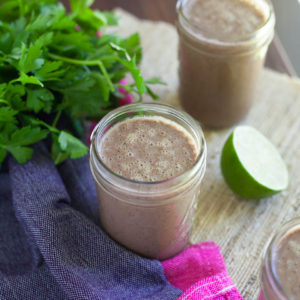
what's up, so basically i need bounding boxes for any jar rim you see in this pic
[90,103,206,200]
[262,217,300,299]
[176,0,275,49]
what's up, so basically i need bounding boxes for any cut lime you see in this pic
[221,126,289,199]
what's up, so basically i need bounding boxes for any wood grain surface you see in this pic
[113,9,300,299]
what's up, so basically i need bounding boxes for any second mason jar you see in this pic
[259,217,300,300]
[176,0,275,128]
[90,103,206,260]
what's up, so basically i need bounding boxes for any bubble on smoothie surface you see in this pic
[98,116,199,182]
[183,0,268,43]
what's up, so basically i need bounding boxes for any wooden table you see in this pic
[59,3,300,298]
[89,0,297,76]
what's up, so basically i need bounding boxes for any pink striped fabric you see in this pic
[162,242,243,300]
[257,290,265,300]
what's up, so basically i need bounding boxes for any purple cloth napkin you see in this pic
[0,144,182,299]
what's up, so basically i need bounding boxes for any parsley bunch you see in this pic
[0,0,162,165]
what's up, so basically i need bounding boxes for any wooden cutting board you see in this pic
[114,9,300,299]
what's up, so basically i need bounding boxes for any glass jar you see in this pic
[176,0,275,128]
[259,218,300,300]
[90,103,207,260]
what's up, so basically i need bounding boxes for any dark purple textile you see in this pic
[0,145,182,300]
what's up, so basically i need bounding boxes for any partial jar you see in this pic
[259,217,300,300]
[176,0,275,128]
[90,103,207,260]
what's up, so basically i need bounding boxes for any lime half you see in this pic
[221,126,289,199]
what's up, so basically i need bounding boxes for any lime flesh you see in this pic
[221,126,289,199]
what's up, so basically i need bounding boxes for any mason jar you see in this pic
[176,0,275,128]
[259,217,300,300]
[90,103,207,260]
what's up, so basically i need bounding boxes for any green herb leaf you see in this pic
[0,107,18,122]
[0,31,13,54]
[145,86,159,100]
[6,145,33,164]
[118,56,146,94]
[26,88,54,113]
[94,11,118,26]
[12,72,44,87]
[0,0,163,166]
[120,33,142,64]
[18,33,53,73]
[145,77,167,85]
[10,126,48,146]
[0,83,7,97]
[52,32,93,52]
[58,131,88,159]
[110,43,131,60]
[26,14,52,33]
[70,0,94,12]
[0,124,48,164]
[19,43,43,73]
[51,134,69,165]
[35,61,65,81]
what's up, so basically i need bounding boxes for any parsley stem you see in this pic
[97,60,113,90]
[48,53,114,92]
[25,115,59,133]
[0,99,9,105]
[52,110,62,128]
[96,55,119,61]
[17,0,24,17]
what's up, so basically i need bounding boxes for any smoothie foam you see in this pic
[99,116,198,182]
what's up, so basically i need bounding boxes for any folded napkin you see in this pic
[1,145,181,300]
[0,145,242,299]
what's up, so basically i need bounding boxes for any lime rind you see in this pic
[221,126,289,200]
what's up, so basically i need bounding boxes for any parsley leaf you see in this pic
[6,146,33,164]
[0,0,163,166]
[12,72,44,87]
[118,56,146,95]
[0,125,48,163]
[70,0,94,12]
[26,87,54,113]
[35,61,65,81]
[58,131,88,159]
[9,126,48,146]
[0,107,18,122]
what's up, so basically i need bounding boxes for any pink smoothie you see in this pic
[95,116,201,259]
